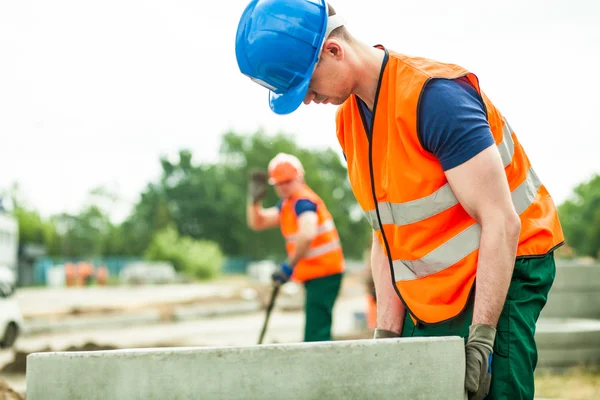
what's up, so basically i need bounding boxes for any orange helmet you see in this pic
[267,153,305,185]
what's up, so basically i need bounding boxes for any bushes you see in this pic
[144,226,224,280]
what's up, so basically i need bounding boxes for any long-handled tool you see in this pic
[258,283,280,345]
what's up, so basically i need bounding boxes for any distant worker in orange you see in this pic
[64,262,76,287]
[96,265,109,286]
[247,153,345,342]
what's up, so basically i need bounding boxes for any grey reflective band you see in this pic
[305,240,341,259]
[365,117,516,230]
[285,219,336,242]
[497,117,515,168]
[392,167,542,281]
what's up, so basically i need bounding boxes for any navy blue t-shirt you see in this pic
[276,199,317,216]
[357,76,495,170]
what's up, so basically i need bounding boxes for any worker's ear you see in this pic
[322,38,345,61]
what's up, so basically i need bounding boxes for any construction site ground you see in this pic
[0,272,371,397]
[0,272,598,399]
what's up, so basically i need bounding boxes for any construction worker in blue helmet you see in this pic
[235,1,565,400]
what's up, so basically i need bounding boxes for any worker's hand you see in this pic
[271,262,293,284]
[465,324,496,400]
[248,169,268,204]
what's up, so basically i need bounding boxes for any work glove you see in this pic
[271,262,293,285]
[465,324,496,400]
[248,169,268,204]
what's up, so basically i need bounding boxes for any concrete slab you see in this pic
[536,318,600,369]
[550,264,600,290]
[541,264,600,319]
[26,337,467,400]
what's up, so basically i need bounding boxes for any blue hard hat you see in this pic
[235,0,345,115]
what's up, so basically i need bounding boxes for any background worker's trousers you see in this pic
[303,272,343,342]
[401,252,556,400]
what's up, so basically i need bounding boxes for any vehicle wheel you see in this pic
[2,323,18,348]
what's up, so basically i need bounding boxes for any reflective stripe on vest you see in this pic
[365,117,515,230]
[392,166,542,281]
[284,220,336,242]
[305,240,342,259]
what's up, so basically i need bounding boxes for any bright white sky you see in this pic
[1,0,598,222]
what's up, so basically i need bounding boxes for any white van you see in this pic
[0,211,23,347]
[0,273,23,348]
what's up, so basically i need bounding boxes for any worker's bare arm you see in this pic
[287,211,318,268]
[247,203,280,231]
[371,231,405,334]
[445,145,521,327]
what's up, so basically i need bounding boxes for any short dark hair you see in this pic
[327,3,351,41]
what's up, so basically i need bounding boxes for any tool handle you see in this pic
[258,283,280,344]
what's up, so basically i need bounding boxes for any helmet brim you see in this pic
[268,73,312,115]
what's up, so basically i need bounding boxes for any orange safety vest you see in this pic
[336,48,564,325]
[279,184,345,282]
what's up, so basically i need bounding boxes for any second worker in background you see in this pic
[247,153,345,342]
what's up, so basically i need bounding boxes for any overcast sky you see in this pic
[1,0,598,221]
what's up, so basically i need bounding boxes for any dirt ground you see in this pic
[0,379,24,400]
[535,367,600,399]
[1,342,120,375]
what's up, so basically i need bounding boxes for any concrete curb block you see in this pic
[541,264,600,319]
[26,337,467,400]
[536,318,600,369]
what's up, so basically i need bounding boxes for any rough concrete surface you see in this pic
[26,337,467,400]
[541,264,600,319]
[536,318,600,368]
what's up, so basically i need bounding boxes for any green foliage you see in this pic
[558,174,600,258]
[12,129,372,270]
[120,185,173,256]
[14,206,60,256]
[132,130,371,261]
[144,225,224,280]
[52,205,114,258]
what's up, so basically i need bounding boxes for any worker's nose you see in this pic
[304,91,316,105]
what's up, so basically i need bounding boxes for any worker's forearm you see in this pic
[288,236,312,268]
[246,201,263,230]
[371,235,405,334]
[473,215,521,327]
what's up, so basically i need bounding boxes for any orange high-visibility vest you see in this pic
[336,48,564,325]
[279,184,345,282]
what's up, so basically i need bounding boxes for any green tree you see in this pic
[128,131,370,261]
[14,206,61,256]
[558,174,600,258]
[220,130,371,260]
[120,184,173,256]
[14,130,370,264]
[53,205,113,257]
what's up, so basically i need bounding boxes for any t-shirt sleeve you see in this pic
[417,77,495,171]
[294,199,317,216]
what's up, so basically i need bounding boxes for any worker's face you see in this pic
[274,177,302,199]
[304,39,352,106]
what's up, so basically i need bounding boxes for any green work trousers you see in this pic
[401,252,556,400]
[303,272,343,342]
